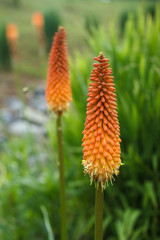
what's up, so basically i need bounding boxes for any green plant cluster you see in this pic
[12,0,21,7]
[0,24,11,69]
[119,4,156,34]
[44,10,62,52]
[84,12,100,35]
[0,7,160,240]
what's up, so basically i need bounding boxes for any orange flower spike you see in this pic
[82,52,121,189]
[32,12,44,29]
[46,26,72,112]
[6,23,19,59]
[6,23,18,41]
[32,12,46,49]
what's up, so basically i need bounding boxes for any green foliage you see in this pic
[0,6,160,240]
[44,9,62,52]
[145,4,156,19]
[0,24,11,69]
[41,205,55,240]
[0,135,59,240]
[84,13,100,35]
[115,208,141,240]
[119,4,156,34]
[119,10,136,34]
[12,0,21,7]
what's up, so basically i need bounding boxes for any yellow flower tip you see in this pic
[82,53,122,189]
[99,51,104,58]
[58,25,64,31]
[45,26,72,113]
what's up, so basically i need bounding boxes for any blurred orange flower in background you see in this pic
[6,23,18,41]
[32,12,44,29]
[6,23,19,59]
[46,26,72,113]
[82,52,121,189]
[32,12,46,50]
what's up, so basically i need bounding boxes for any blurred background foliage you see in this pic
[0,24,11,69]
[0,0,160,240]
[84,13,100,36]
[44,10,62,52]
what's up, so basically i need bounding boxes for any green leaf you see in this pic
[40,205,55,240]
[144,181,157,208]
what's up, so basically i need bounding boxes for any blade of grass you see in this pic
[40,205,55,240]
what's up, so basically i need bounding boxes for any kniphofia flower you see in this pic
[32,12,46,48]
[6,23,18,59]
[82,52,121,189]
[6,23,18,41]
[32,12,44,29]
[46,26,72,112]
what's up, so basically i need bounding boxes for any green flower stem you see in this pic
[57,111,67,240]
[95,183,104,240]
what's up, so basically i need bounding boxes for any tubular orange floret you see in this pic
[82,52,121,189]
[46,26,72,112]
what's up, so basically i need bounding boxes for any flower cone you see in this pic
[46,26,72,113]
[6,23,18,59]
[32,12,46,50]
[82,52,121,189]
[32,12,44,29]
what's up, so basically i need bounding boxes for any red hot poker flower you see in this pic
[32,12,45,49]
[6,23,18,41]
[6,23,19,59]
[32,12,44,29]
[46,26,72,113]
[82,52,121,189]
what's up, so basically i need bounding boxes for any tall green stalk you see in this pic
[57,111,67,240]
[95,184,104,240]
